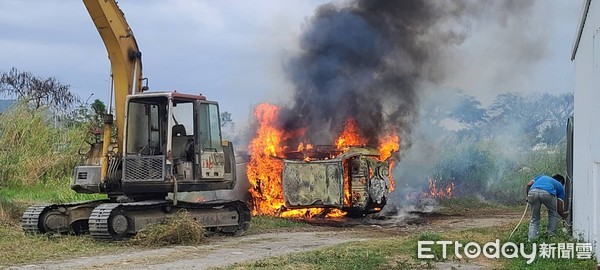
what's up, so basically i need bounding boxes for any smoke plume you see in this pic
[277,0,536,152]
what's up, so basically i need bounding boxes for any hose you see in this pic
[508,202,529,240]
[508,202,572,240]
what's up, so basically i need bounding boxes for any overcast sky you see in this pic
[0,0,583,126]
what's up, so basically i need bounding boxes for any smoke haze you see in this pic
[277,0,539,153]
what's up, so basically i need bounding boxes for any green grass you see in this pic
[0,181,117,267]
[224,231,460,270]
[0,102,88,188]
[246,215,309,235]
[502,221,596,269]
[227,237,410,270]
[0,179,105,204]
[0,224,127,267]
[224,219,597,270]
[436,196,522,216]
[484,146,567,204]
[0,102,126,266]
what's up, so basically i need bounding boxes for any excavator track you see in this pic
[21,204,51,234]
[88,200,251,241]
[89,203,122,240]
[21,200,108,234]
[89,201,167,240]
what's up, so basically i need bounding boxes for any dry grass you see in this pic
[0,102,86,187]
[131,210,206,246]
[0,224,126,267]
[0,197,27,226]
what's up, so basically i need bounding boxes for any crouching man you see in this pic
[526,174,568,241]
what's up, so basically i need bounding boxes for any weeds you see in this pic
[0,102,86,188]
[228,238,405,270]
[502,221,596,269]
[484,145,566,204]
[0,197,27,226]
[246,216,308,235]
[0,225,125,267]
[131,210,205,246]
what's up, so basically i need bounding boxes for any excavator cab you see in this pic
[121,92,236,195]
[72,92,236,196]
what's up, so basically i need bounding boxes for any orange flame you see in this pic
[246,103,286,215]
[326,209,346,218]
[247,103,344,218]
[297,143,314,152]
[425,178,456,198]
[378,133,399,161]
[377,132,399,191]
[342,161,351,205]
[336,118,367,149]
[247,103,401,218]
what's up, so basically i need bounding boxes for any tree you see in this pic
[480,92,573,146]
[450,94,486,127]
[220,111,240,143]
[220,111,233,128]
[91,99,107,116]
[0,67,78,109]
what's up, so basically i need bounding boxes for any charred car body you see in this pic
[281,146,390,216]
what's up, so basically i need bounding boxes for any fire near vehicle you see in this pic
[281,147,389,216]
[21,0,251,240]
[247,106,398,218]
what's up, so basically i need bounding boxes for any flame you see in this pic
[336,118,367,149]
[342,161,351,205]
[247,103,348,218]
[326,209,346,218]
[377,132,399,191]
[247,103,400,218]
[378,133,399,161]
[246,103,286,215]
[425,178,456,198]
[297,143,314,152]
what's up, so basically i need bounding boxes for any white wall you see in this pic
[573,0,600,260]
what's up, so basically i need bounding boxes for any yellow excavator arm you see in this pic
[83,0,145,179]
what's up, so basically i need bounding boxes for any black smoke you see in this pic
[278,0,535,152]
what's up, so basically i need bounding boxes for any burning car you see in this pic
[282,146,390,216]
[247,103,398,218]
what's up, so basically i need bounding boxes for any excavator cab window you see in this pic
[125,97,168,156]
[171,101,195,162]
[195,101,225,179]
[197,103,222,152]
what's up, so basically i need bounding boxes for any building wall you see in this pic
[573,0,600,260]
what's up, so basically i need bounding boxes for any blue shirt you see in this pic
[530,175,565,200]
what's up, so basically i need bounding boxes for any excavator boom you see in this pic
[83,0,144,155]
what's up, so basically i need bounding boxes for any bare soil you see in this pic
[9,210,521,270]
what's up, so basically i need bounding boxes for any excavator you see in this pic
[21,0,251,240]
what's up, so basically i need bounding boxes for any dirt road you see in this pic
[11,211,520,270]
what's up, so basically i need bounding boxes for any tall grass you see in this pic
[486,145,566,204]
[0,102,85,187]
[429,137,566,205]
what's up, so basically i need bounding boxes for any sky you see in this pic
[0,0,584,127]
